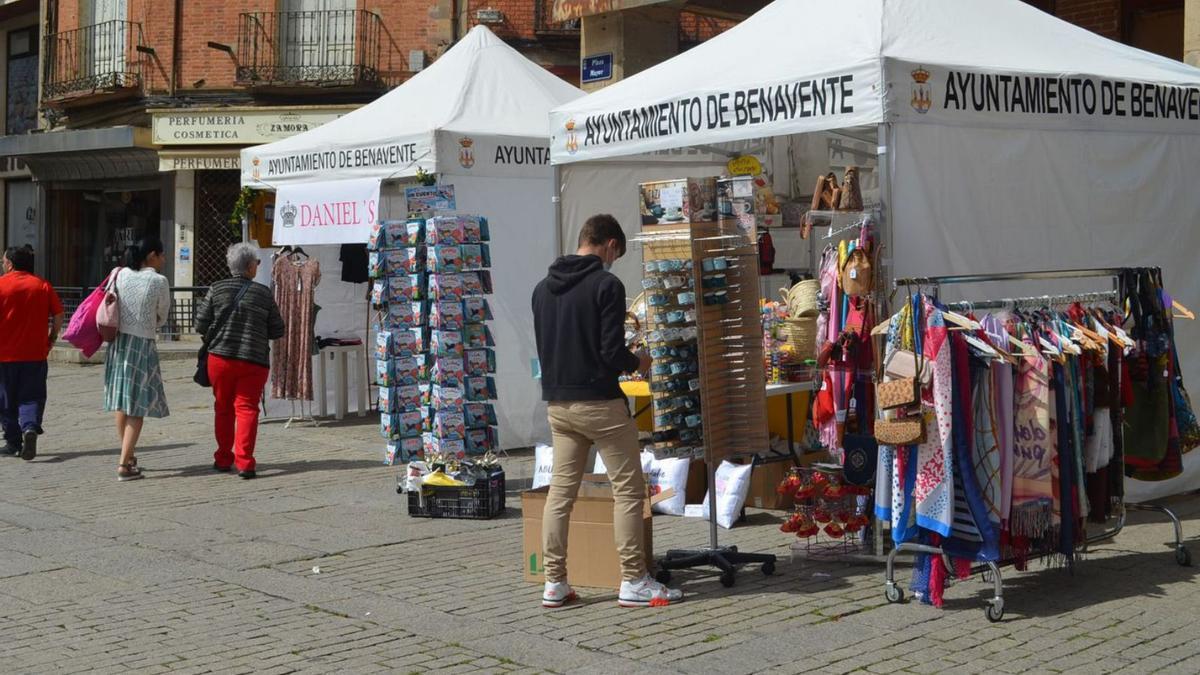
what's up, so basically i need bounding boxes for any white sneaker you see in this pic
[618,574,683,608]
[542,580,577,608]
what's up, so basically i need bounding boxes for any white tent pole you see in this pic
[878,122,894,293]
[553,164,563,257]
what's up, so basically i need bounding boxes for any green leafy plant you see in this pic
[230,186,257,233]
[415,168,438,186]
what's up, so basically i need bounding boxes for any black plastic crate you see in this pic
[406,470,506,519]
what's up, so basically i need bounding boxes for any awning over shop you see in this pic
[0,126,158,182]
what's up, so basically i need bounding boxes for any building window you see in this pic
[1123,0,1184,60]
[7,27,38,135]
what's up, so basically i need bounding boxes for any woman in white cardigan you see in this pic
[103,237,171,481]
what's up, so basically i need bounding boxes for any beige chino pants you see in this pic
[542,399,647,583]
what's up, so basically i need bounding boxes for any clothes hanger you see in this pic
[1172,299,1195,320]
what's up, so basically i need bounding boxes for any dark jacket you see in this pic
[196,277,285,368]
[532,254,640,401]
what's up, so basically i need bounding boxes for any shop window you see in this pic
[6,27,38,135]
[1124,0,1184,60]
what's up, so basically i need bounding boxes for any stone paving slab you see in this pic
[0,360,1198,673]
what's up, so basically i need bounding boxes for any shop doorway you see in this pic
[46,187,160,288]
[193,170,242,286]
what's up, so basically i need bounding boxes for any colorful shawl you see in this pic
[981,315,1016,525]
[1010,350,1055,539]
[914,301,954,537]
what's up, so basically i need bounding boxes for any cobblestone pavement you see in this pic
[1,361,1199,674]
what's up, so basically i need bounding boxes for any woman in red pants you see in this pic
[195,243,285,479]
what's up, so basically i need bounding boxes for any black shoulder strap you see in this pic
[205,280,252,344]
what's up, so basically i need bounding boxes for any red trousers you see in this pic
[208,354,270,471]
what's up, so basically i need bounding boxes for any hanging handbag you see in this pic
[839,247,874,297]
[874,413,927,446]
[194,281,252,387]
[95,268,123,343]
[877,297,924,411]
[842,358,878,486]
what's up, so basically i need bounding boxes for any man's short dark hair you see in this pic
[3,245,33,272]
[578,214,626,257]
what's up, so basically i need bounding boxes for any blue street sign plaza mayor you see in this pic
[581,53,613,84]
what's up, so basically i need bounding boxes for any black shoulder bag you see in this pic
[194,281,252,387]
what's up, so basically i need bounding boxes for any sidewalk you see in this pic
[0,360,1197,674]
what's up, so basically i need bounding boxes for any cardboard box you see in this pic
[746,456,797,510]
[522,475,668,590]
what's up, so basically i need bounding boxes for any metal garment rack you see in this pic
[882,268,1191,622]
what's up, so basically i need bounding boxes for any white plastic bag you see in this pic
[531,444,555,489]
[698,460,753,529]
[645,453,689,516]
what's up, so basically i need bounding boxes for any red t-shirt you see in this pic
[0,271,64,362]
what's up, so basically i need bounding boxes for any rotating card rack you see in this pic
[636,220,776,587]
[883,268,1191,622]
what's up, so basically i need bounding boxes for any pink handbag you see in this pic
[95,268,122,343]
[63,269,118,357]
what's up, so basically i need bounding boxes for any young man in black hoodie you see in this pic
[532,214,682,608]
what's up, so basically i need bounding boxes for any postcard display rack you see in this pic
[882,268,1191,622]
[637,177,777,587]
[370,215,499,467]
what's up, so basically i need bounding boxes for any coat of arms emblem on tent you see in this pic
[458,137,475,168]
[911,66,932,114]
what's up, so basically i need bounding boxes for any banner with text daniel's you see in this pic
[889,61,1200,134]
[273,177,381,246]
[549,64,883,163]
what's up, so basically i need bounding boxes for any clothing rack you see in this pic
[882,268,1191,622]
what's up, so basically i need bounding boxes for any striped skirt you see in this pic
[104,333,170,419]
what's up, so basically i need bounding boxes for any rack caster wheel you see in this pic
[719,571,736,588]
[761,561,776,576]
[1176,546,1192,567]
[655,570,672,585]
[885,584,904,604]
[985,600,1005,623]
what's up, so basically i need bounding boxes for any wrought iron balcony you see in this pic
[534,0,581,36]
[236,10,385,89]
[43,20,144,100]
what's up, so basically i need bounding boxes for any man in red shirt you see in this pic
[0,246,63,460]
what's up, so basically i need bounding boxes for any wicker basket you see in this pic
[780,280,821,318]
[782,318,818,357]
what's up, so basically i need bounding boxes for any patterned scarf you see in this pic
[1010,350,1055,539]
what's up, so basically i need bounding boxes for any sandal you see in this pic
[117,463,143,482]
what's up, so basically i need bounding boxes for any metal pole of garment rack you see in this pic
[880,267,1192,622]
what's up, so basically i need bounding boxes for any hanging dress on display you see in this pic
[271,253,322,401]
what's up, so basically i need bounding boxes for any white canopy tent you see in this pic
[551,0,1200,500]
[241,25,583,450]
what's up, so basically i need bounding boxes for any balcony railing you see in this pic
[236,10,385,88]
[534,0,581,36]
[43,20,144,100]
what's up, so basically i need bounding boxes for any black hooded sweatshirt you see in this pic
[532,254,640,401]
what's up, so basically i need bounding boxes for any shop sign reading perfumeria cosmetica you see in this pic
[151,108,353,146]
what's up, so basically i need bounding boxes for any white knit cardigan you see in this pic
[114,267,171,340]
